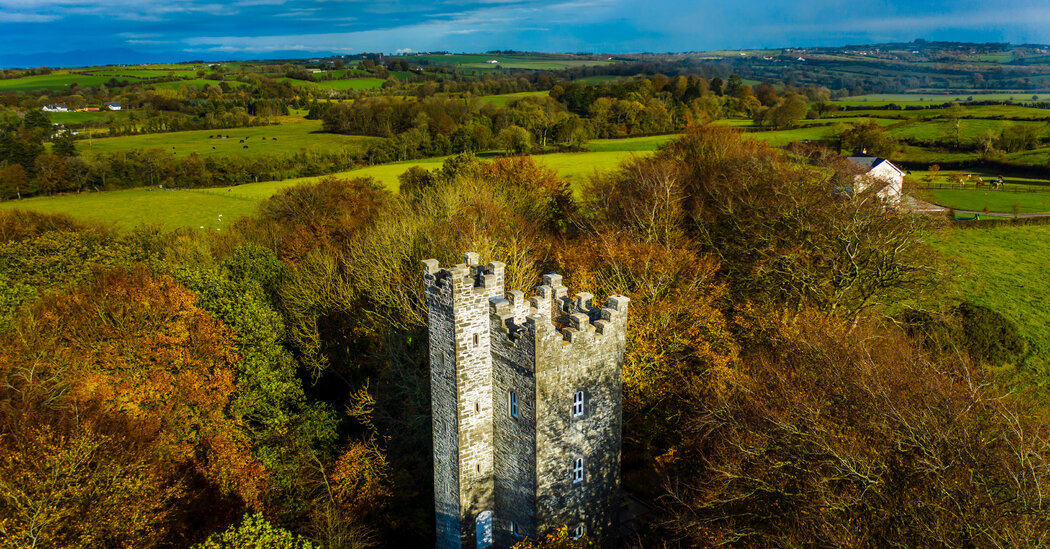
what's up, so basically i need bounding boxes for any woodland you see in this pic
[2,44,1050,548]
[2,125,1045,547]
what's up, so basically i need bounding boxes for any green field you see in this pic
[908,169,1050,213]
[0,136,671,229]
[82,68,200,78]
[922,188,1050,214]
[48,111,114,124]
[78,119,381,158]
[744,125,838,146]
[887,118,1046,141]
[478,91,549,106]
[151,79,248,90]
[0,187,259,231]
[583,134,675,152]
[0,72,144,92]
[930,225,1050,386]
[280,77,385,91]
[402,53,616,71]
[460,60,615,70]
[835,93,1050,106]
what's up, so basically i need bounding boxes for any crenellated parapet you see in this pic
[423,253,505,303]
[489,271,629,348]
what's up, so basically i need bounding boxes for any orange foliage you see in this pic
[1,267,266,511]
[554,235,740,485]
[255,176,391,264]
[329,440,393,522]
[659,312,1050,546]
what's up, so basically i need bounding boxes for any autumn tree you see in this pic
[33,153,69,195]
[0,163,29,199]
[657,313,1050,547]
[0,267,265,544]
[589,126,932,323]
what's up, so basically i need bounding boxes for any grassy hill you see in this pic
[0,136,671,229]
[929,224,1050,389]
[77,119,381,159]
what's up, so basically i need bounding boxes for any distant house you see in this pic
[42,103,69,113]
[847,155,906,204]
[82,107,99,112]
[104,102,122,110]
[487,59,499,64]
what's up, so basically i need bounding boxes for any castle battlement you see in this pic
[425,252,628,549]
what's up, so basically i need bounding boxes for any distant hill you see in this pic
[0,48,346,69]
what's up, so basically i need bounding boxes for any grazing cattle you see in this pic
[239,139,244,143]
[243,145,248,148]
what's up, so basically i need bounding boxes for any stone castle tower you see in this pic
[423,253,629,549]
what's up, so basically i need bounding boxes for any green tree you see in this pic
[996,123,1041,152]
[195,513,316,549]
[398,165,438,196]
[52,131,77,157]
[22,109,50,131]
[839,119,899,157]
[496,124,532,154]
[940,104,965,149]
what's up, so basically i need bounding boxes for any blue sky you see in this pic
[3,0,1050,62]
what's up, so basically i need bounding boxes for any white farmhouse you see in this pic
[847,156,906,204]
[104,102,122,110]
[42,103,70,113]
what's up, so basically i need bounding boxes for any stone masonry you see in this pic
[423,253,629,549]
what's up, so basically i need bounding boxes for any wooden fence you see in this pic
[915,180,1050,194]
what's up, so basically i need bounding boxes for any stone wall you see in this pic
[532,277,629,540]
[425,254,628,549]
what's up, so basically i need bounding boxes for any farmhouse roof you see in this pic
[847,156,905,176]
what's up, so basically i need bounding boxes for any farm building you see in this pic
[847,155,905,204]
[104,102,122,110]
[41,103,69,113]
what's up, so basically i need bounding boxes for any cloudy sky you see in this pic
[3,0,1050,62]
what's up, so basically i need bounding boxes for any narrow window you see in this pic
[572,458,584,484]
[572,390,585,417]
[573,524,585,539]
[509,391,519,418]
[473,333,479,346]
[476,463,481,473]
[511,521,520,538]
